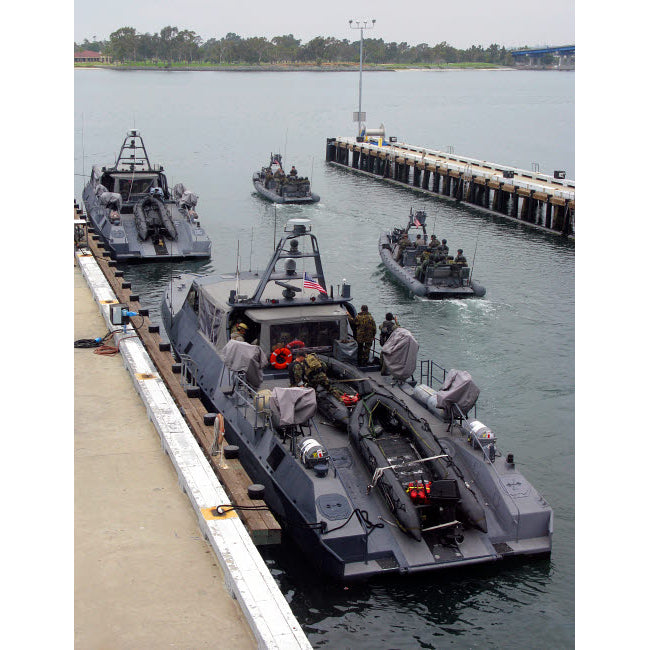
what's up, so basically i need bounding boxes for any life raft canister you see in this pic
[270,347,292,369]
[287,339,305,349]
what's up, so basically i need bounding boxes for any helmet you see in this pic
[442,239,447,244]
[237,322,248,330]
[458,249,463,254]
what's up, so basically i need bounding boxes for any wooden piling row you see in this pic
[74,202,281,546]
[326,137,575,237]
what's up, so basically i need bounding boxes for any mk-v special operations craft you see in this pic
[82,130,211,262]
[252,153,320,204]
[161,218,550,580]
[379,209,486,299]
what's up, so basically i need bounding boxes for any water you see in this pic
[75,68,574,648]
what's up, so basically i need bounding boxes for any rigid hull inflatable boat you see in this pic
[379,209,486,299]
[82,130,211,262]
[161,218,550,580]
[252,153,320,204]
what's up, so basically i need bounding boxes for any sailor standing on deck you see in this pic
[289,166,298,177]
[353,305,377,366]
[230,321,248,342]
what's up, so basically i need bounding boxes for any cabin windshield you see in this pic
[269,320,341,351]
[114,175,159,200]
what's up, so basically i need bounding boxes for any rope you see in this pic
[368,454,448,490]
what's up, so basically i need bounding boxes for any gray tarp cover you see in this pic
[333,338,357,364]
[98,191,123,210]
[270,387,317,426]
[172,183,186,200]
[381,327,419,380]
[436,369,480,417]
[222,339,268,389]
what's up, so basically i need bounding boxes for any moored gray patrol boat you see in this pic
[379,209,486,299]
[253,153,320,204]
[161,217,550,580]
[82,130,212,262]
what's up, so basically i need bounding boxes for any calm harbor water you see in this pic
[75,68,574,648]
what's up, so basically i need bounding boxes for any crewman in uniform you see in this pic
[353,305,377,366]
[230,321,248,342]
[302,353,331,392]
[415,249,431,281]
[379,312,398,346]
[289,166,298,177]
[454,249,468,266]
[439,238,449,258]
[288,351,307,387]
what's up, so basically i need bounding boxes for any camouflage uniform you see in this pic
[303,354,331,392]
[288,358,306,386]
[454,252,468,266]
[415,250,431,281]
[354,309,376,365]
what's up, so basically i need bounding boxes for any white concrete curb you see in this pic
[76,250,311,650]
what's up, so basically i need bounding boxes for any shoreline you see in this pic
[73,63,546,73]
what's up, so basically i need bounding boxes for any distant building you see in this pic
[74,50,111,63]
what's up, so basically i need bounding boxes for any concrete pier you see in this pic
[74,254,311,649]
[326,136,575,237]
[75,265,257,648]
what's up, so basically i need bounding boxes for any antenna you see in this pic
[249,227,254,272]
[235,240,241,299]
[273,204,277,250]
[81,113,85,180]
[468,223,484,285]
[284,128,288,165]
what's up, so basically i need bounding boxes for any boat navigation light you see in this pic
[285,259,297,275]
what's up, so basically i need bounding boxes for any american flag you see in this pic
[413,214,422,227]
[303,272,327,294]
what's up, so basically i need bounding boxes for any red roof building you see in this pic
[74,50,110,63]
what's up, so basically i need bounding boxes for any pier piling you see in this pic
[326,137,575,237]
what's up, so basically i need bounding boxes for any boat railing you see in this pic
[231,371,271,430]
[451,402,521,539]
[179,354,199,390]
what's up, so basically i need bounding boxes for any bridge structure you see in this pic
[510,45,575,68]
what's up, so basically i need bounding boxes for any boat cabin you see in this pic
[186,275,350,360]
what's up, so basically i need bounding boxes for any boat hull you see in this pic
[253,178,320,204]
[379,233,485,299]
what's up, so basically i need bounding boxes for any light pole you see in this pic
[349,18,375,137]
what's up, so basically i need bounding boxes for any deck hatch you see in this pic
[317,493,352,520]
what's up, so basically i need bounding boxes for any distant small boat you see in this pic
[252,153,320,204]
[82,130,211,262]
[379,209,486,299]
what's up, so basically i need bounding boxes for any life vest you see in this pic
[304,354,325,379]
[270,347,292,370]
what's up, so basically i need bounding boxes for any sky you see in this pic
[74,0,575,49]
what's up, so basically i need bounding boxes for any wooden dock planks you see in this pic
[75,205,281,545]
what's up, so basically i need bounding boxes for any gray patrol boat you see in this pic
[380,209,486,299]
[82,130,212,262]
[253,153,320,204]
[161,218,550,580]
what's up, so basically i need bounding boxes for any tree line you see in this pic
[75,27,518,66]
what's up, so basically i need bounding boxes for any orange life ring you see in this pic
[216,413,225,446]
[287,339,305,349]
[270,347,292,370]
